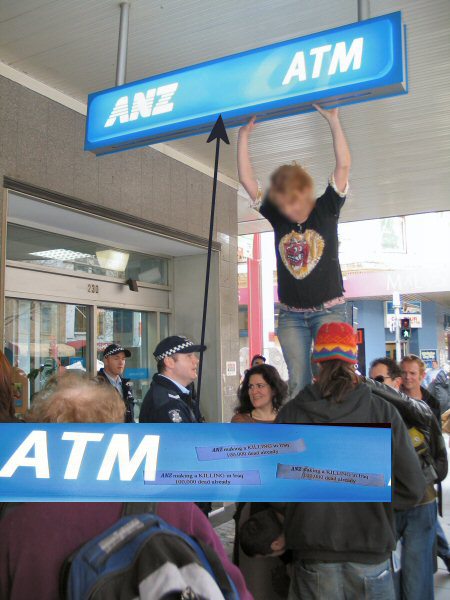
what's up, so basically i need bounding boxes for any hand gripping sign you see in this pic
[0,424,391,502]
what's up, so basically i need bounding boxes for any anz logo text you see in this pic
[104,82,179,128]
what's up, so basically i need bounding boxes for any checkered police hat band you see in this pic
[104,346,126,358]
[155,340,194,361]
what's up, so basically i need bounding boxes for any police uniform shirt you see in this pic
[104,371,124,399]
[159,375,190,396]
[97,368,135,423]
[139,373,197,423]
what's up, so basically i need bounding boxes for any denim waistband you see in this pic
[280,296,346,313]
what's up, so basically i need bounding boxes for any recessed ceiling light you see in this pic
[30,249,92,261]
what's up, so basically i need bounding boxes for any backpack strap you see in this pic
[193,536,237,596]
[122,502,158,516]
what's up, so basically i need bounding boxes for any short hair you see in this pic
[251,354,266,366]
[236,364,288,415]
[239,509,283,557]
[270,163,313,196]
[157,354,180,374]
[401,354,426,374]
[27,372,125,423]
[370,357,402,380]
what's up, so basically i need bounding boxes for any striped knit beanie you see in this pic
[312,322,358,364]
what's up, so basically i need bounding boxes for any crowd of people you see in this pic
[0,106,449,599]
[232,335,450,600]
[1,328,449,599]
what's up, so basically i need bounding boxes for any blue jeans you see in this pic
[288,558,395,600]
[277,302,349,398]
[395,502,437,600]
[437,518,450,561]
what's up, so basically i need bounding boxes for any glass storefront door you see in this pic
[3,193,176,419]
[4,297,170,418]
[4,298,89,412]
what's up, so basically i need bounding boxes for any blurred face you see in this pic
[272,186,314,223]
[401,361,424,396]
[252,357,265,367]
[369,363,401,391]
[166,352,199,387]
[103,352,126,377]
[248,373,274,411]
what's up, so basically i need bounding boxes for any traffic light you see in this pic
[400,317,411,340]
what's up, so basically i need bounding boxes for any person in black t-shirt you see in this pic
[237,105,351,397]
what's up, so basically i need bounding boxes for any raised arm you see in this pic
[237,116,259,203]
[313,105,351,193]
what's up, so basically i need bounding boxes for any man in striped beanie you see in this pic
[312,321,358,365]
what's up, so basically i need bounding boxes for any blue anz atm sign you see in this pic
[85,12,407,155]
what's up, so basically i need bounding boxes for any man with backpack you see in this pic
[370,357,449,597]
[0,373,251,600]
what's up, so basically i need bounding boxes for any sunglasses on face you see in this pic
[374,375,391,384]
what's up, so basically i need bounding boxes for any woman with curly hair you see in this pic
[232,363,289,599]
[232,364,288,423]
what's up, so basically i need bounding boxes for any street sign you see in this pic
[85,12,407,155]
[420,349,437,369]
[385,300,422,328]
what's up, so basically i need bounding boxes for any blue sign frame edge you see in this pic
[85,11,407,155]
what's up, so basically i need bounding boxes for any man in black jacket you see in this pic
[276,380,426,599]
[369,358,447,483]
[97,344,135,423]
[139,336,205,423]
[394,354,450,593]
[401,354,441,421]
[275,323,426,600]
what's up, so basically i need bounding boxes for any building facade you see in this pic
[0,75,240,421]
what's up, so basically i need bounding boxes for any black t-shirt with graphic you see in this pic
[260,185,345,309]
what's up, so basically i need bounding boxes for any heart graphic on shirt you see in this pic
[279,229,325,279]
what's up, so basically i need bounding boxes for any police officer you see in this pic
[139,336,205,423]
[98,344,135,423]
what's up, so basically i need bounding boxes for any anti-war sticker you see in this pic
[196,438,305,461]
[145,470,261,486]
[276,464,385,487]
[0,423,391,502]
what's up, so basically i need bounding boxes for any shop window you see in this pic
[4,298,89,413]
[160,313,170,339]
[7,223,169,286]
